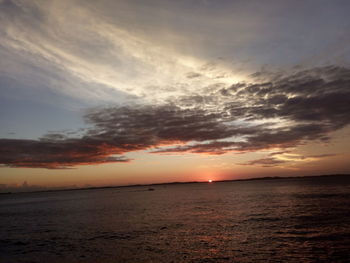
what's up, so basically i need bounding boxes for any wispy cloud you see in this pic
[0,0,249,106]
[4,0,347,107]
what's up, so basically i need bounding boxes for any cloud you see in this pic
[151,141,239,155]
[2,0,350,116]
[239,157,287,167]
[0,138,130,169]
[1,0,350,170]
[308,153,338,159]
[186,72,202,79]
[1,0,254,107]
[0,104,242,168]
[268,150,292,156]
[240,153,339,167]
[0,65,349,168]
[126,66,350,156]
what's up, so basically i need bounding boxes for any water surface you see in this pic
[1,176,350,262]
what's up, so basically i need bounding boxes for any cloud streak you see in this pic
[239,153,339,168]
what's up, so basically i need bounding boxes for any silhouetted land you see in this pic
[2,174,349,195]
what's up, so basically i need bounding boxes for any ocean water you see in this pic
[1,176,350,263]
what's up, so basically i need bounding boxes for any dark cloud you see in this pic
[239,157,287,167]
[144,65,350,155]
[0,138,130,169]
[308,153,339,159]
[268,150,292,156]
[84,104,238,144]
[239,153,339,167]
[0,104,244,168]
[186,72,202,79]
[151,141,240,155]
[0,65,349,168]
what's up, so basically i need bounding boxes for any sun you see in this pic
[208,179,213,183]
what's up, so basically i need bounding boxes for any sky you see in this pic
[1,0,350,191]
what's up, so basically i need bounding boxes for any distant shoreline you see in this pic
[1,174,349,195]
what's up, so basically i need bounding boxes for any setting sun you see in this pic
[208,179,213,183]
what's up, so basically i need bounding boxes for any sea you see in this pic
[1,175,350,263]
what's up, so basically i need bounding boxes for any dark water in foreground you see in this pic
[1,176,350,263]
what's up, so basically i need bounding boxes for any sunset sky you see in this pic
[1,0,350,191]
